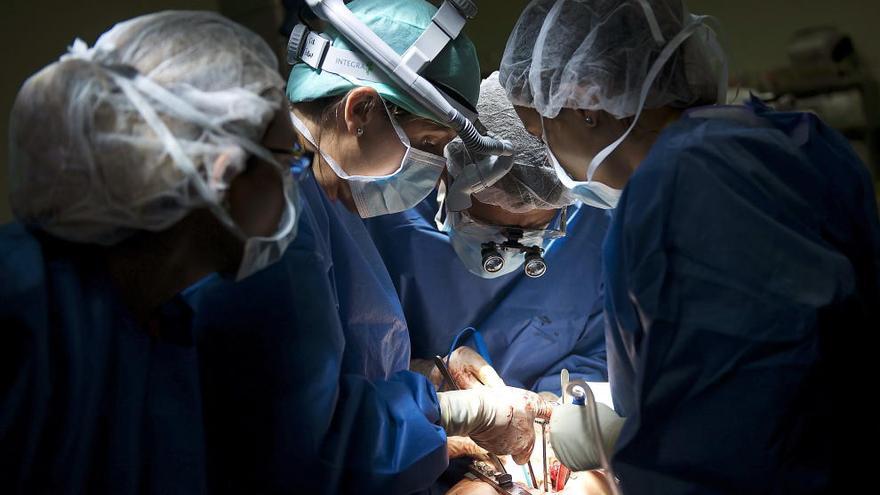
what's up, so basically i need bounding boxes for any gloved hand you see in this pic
[409,358,438,384]
[411,346,505,390]
[438,386,552,464]
[447,436,490,461]
[549,402,625,472]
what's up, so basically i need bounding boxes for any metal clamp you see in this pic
[401,1,468,73]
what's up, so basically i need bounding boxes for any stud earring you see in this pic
[585,116,595,126]
[357,127,364,137]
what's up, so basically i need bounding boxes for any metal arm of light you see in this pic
[304,0,513,156]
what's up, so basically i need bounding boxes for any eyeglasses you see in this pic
[460,207,569,279]
[267,142,313,179]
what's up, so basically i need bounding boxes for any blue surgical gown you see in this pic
[365,196,610,393]
[603,98,880,493]
[0,223,206,494]
[189,174,447,494]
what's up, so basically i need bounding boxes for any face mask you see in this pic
[440,208,565,279]
[541,126,623,209]
[291,98,447,218]
[233,170,300,281]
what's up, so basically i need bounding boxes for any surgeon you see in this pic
[501,0,880,493]
[0,11,298,493]
[367,70,610,494]
[286,0,479,380]
[189,0,550,493]
[366,71,609,395]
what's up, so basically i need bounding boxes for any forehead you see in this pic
[466,196,557,230]
[396,111,454,134]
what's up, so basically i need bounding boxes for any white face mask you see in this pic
[541,119,623,210]
[206,163,300,282]
[233,170,300,281]
[291,98,447,218]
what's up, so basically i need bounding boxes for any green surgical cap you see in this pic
[287,0,480,123]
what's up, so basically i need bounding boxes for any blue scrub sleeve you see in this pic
[319,370,448,494]
[191,225,448,494]
[607,125,854,493]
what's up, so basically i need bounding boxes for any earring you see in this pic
[585,116,595,126]
[357,127,364,137]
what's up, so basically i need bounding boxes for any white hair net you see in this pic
[8,11,286,245]
[500,0,726,119]
[446,72,571,213]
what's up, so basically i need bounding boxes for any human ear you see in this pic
[577,109,599,128]
[342,86,382,137]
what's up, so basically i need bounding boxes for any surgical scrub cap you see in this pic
[9,11,285,245]
[500,0,726,118]
[446,72,571,213]
[287,0,481,122]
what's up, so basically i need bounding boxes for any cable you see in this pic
[566,380,623,495]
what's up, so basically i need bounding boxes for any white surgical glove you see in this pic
[549,402,625,471]
[438,386,552,464]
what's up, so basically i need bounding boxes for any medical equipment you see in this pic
[435,356,549,495]
[560,369,570,405]
[442,206,565,279]
[444,72,573,214]
[540,419,548,492]
[467,460,532,495]
[478,206,567,279]
[434,356,512,469]
[481,230,544,278]
[562,380,622,495]
[290,0,512,156]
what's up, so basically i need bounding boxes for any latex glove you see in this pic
[447,436,490,461]
[438,386,552,464]
[549,402,625,472]
[442,346,505,389]
[410,358,438,383]
[412,347,505,391]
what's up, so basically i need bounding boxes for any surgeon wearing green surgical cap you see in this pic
[288,0,481,218]
[195,0,554,492]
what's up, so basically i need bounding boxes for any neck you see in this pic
[104,216,223,324]
[294,107,356,171]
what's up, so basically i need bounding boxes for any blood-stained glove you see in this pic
[439,386,552,464]
[412,346,505,391]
